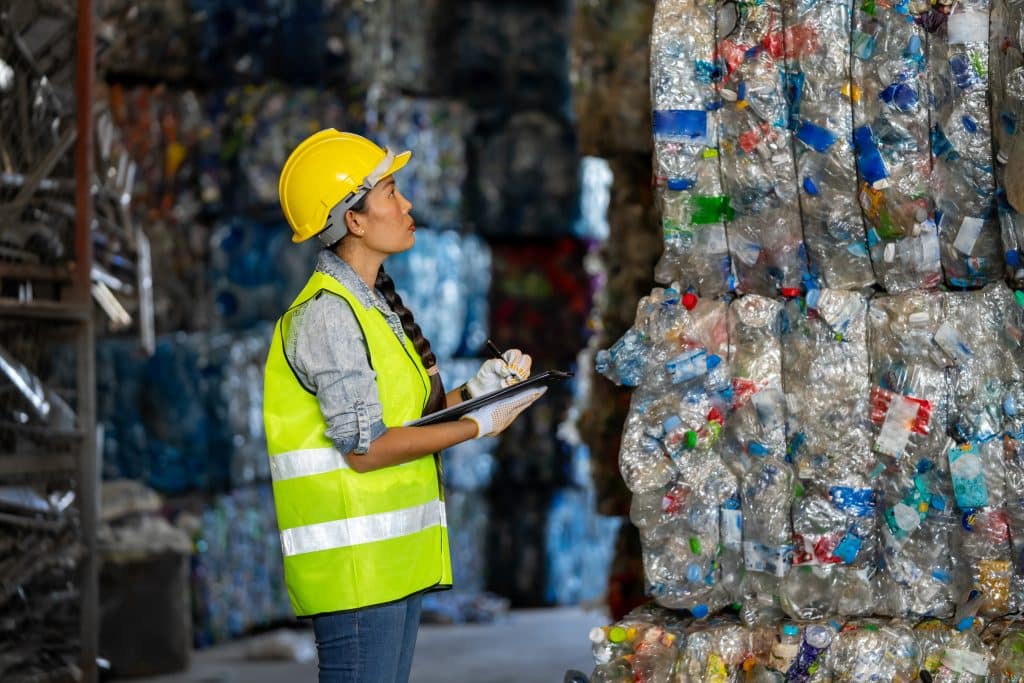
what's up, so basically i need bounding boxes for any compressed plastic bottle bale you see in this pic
[99,1,196,80]
[649,0,733,297]
[851,0,941,293]
[719,296,794,620]
[575,156,613,240]
[940,285,1018,617]
[779,290,878,620]
[1003,293,1024,613]
[992,7,1024,286]
[783,0,875,290]
[928,0,1003,289]
[992,625,1024,681]
[572,1,655,157]
[472,110,579,238]
[868,290,957,618]
[678,617,774,679]
[823,620,921,682]
[386,229,469,360]
[390,0,458,95]
[931,623,992,682]
[443,490,489,594]
[717,0,808,297]
[457,233,491,357]
[370,97,472,229]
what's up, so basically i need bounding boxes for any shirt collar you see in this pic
[315,249,384,311]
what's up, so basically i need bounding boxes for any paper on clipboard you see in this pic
[405,370,573,426]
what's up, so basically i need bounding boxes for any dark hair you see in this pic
[331,192,446,416]
[374,266,447,416]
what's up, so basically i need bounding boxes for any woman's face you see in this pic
[351,177,415,255]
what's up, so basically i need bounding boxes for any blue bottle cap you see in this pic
[956,616,975,631]
[692,604,709,618]
[667,178,694,191]
[706,354,721,370]
[1007,250,1022,267]
[748,442,769,456]
[802,176,819,196]
[782,624,800,637]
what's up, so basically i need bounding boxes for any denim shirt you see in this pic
[284,250,407,455]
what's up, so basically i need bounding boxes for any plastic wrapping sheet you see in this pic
[784,0,876,289]
[368,97,472,230]
[851,0,941,293]
[189,485,293,647]
[779,290,878,619]
[571,1,655,156]
[471,110,579,238]
[867,290,957,618]
[650,0,733,297]
[717,0,808,296]
[208,219,318,332]
[385,230,490,360]
[991,0,1024,286]
[929,0,1004,288]
[942,285,1019,617]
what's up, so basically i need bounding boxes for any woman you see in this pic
[264,129,545,683]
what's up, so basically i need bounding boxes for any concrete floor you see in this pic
[127,607,606,683]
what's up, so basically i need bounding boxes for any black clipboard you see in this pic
[406,370,574,426]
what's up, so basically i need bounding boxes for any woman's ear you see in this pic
[344,209,363,237]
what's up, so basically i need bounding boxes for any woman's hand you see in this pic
[464,349,532,398]
[461,387,547,438]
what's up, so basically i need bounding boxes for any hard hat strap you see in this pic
[316,149,396,246]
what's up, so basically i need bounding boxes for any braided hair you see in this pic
[374,266,447,416]
[331,192,447,417]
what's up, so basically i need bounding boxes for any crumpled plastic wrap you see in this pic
[650,0,732,297]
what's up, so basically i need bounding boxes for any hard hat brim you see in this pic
[289,149,413,243]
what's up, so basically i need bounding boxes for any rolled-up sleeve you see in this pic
[285,294,387,455]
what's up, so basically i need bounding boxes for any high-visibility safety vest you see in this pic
[263,271,452,617]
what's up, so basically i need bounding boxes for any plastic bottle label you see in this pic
[654,110,708,142]
[829,487,877,517]
[770,642,800,672]
[833,532,863,563]
[721,508,743,549]
[933,322,973,365]
[948,444,989,509]
[953,216,984,255]
[706,225,728,254]
[946,9,989,45]
[874,394,920,457]
[941,648,989,675]
[743,541,794,577]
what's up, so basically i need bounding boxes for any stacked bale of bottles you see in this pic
[583,0,1024,676]
[586,603,1024,681]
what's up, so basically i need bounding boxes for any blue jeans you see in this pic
[311,594,423,683]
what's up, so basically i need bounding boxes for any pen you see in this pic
[485,339,506,363]
[486,339,525,384]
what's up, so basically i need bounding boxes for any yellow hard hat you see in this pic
[278,129,411,244]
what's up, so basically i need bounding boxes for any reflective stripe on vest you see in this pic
[280,499,448,557]
[269,447,349,481]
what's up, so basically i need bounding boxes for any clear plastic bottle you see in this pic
[770,623,802,673]
[932,624,991,683]
[786,623,837,683]
[991,625,1024,682]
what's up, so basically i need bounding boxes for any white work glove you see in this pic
[461,387,547,438]
[464,349,532,398]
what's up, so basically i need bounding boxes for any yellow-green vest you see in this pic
[263,271,452,617]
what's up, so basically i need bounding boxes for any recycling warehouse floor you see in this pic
[131,607,605,683]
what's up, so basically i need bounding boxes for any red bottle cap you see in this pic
[682,292,699,310]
